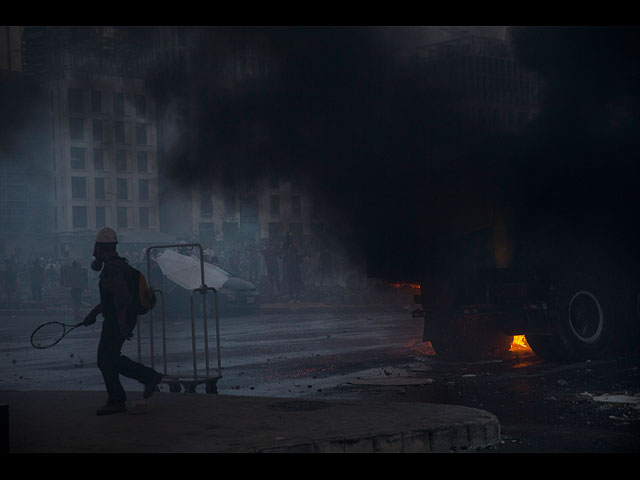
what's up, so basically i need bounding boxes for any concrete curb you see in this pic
[1,390,500,453]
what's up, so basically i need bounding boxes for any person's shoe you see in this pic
[96,402,127,416]
[143,373,164,399]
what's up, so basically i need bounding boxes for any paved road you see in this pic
[0,307,424,398]
[2,306,639,452]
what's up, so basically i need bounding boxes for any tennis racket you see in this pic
[30,320,85,349]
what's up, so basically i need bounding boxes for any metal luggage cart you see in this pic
[136,242,222,394]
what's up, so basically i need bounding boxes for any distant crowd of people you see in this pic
[0,253,77,308]
[203,233,337,302]
[0,234,343,308]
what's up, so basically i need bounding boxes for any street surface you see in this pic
[1,306,639,452]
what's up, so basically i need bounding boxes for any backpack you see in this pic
[131,266,157,315]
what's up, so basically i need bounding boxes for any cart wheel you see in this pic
[205,382,217,394]
[169,383,181,393]
[184,383,196,394]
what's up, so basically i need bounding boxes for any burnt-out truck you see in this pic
[407,138,640,361]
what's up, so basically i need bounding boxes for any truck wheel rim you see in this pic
[568,291,603,344]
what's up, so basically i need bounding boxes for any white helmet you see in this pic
[96,227,118,244]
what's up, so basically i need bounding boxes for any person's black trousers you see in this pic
[97,318,159,404]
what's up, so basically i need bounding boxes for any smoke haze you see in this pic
[151,26,640,280]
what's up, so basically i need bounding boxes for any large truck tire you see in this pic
[528,272,615,361]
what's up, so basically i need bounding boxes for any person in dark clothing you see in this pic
[261,240,280,295]
[283,242,303,302]
[317,247,333,286]
[30,259,44,301]
[70,260,84,321]
[3,258,17,306]
[83,227,163,416]
[245,242,261,282]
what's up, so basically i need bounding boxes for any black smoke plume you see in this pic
[152,26,640,281]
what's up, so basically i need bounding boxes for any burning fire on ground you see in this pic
[388,282,421,289]
[509,334,532,352]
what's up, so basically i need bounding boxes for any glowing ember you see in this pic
[388,282,421,289]
[509,335,531,351]
[408,340,436,356]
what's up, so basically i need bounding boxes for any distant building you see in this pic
[152,27,309,246]
[0,27,52,257]
[0,26,24,73]
[193,174,318,248]
[21,27,161,257]
[416,34,542,135]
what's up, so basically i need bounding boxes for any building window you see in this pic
[70,147,86,169]
[138,179,149,201]
[116,150,127,172]
[72,206,88,228]
[115,121,125,144]
[200,191,212,217]
[68,88,83,113]
[93,148,104,171]
[291,195,302,217]
[71,177,87,199]
[91,90,102,113]
[270,195,280,217]
[95,206,106,229]
[139,207,149,229]
[114,93,125,115]
[95,177,105,199]
[92,119,103,142]
[117,178,128,200]
[137,151,148,172]
[117,207,128,228]
[69,117,84,141]
[135,95,146,117]
[136,123,147,145]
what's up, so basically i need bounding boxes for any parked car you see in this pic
[135,253,260,318]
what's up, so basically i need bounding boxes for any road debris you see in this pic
[592,394,640,407]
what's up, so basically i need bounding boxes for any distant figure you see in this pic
[62,250,72,267]
[227,248,241,276]
[245,243,261,282]
[70,261,84,321]
[261,240,281,295]
[317,247,333,286]
[3,258,17,305]
[30,259,44,301]
[283,242,303,302]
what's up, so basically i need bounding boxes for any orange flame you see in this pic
[509,335,531,351]
[388,282,421,289]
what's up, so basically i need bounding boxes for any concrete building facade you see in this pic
[48,77,159,234]
[0,27,52,257]
[21,27,161,258]
[416,34,542,134]
[193,175,317,248]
